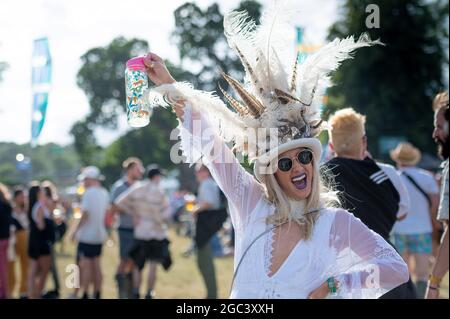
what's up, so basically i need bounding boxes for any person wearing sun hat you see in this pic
[136,2,408,299]
[390,142,440,298]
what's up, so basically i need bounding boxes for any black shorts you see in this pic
[129,239,170,270]
[78,242,103,258]
[28,241,51,260]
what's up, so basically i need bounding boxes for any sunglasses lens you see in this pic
[298,150,313,165]
[278,158,293,172]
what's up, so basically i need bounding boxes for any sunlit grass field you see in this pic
[10,222,448,299]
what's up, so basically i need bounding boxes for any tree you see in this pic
[71,37,149,164]
[171,1,262,182]
[172,0,262,91]
[325,0,449,158]
[0,142,81,187]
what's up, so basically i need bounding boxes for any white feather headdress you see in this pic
[216,0,381,161]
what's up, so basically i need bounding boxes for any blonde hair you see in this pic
[328,108,366,157]
[0,183,11,203]
[122,157,143,171]
[433,91,449,111]
[261,155,340,240]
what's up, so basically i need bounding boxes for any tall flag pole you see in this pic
[31,37,51,147]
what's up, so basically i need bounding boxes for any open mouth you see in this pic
[291,173,307,190]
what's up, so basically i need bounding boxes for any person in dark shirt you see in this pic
[0,183,12,299]
[324,108,416,299]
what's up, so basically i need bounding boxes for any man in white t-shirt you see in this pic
[390,143,440,298]
[74,166,109,299]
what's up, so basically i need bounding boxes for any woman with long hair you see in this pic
[0,183,12,299]
[138,3,409,298]
[27,183,54,298]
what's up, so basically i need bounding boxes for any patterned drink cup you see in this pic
[125,57,152,127]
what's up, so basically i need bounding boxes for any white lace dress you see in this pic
[155,83,409,299]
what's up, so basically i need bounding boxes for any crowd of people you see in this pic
[0,91,448,299]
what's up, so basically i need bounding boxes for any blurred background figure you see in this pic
[115,164,172,299]
[110,157,144,299]
[0,183,12,299]
[192,164,227,299]
[73,166,109,299]
[8,187,29,299]
[390,142,440,298]
[41,180,61,299]
[426,92,449,299]
[325,108,417,299]
[27,183,54,299]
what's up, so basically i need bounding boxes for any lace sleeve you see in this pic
[153,82,264,231]
[329,209,409,299]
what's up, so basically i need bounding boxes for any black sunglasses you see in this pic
[277,149,313,172]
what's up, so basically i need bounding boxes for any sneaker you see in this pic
[42,290,59,299]
[144,290,154,299]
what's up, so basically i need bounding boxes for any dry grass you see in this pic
[51,228,234,299]
[36,225,449,299]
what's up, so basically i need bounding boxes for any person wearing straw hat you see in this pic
[73,166,109,299]
[390,142,440,298]
[136,2,409,299]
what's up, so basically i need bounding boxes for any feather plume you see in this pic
[297,33,383,107]
[218,83,249,117]
[290,51,300,93]
[220,71,265,117]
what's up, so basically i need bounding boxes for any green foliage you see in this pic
[172,0,262,91]
[71,37,149,164]
[0,142,81,187]
[99,107,178,186]
[326,0,449,158]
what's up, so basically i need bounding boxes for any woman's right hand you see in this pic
[144,53,176,86]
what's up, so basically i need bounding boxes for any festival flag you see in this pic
[31,37,51,146]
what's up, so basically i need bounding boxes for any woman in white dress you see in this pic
[141,3,409,299]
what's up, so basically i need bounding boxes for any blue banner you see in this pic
[31,37,51,146]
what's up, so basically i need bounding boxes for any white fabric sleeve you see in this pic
[153,82,265,231]
[424,172,439,194]
[329,209,409,299]
[379,163,410,219]
[114,184,140,216]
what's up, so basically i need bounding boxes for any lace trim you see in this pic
[264,226,275,276]
[373,236,401,261]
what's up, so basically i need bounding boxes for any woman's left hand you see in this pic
[308,281,329,299]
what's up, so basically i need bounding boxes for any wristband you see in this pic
[327,277,337,295]
[428,274,442,287]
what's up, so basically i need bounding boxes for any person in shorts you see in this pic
[73,166,109,299]
[115,164,171,299]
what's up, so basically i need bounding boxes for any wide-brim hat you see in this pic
[253,138,322,183]
[77,166,105,181]
[390,142,421,166]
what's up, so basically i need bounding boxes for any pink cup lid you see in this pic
[126,56,146,71]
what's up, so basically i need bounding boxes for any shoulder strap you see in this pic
[229,225,277,296]
[401,171,432,208]
[229,208,322,296]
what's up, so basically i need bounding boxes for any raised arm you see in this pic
[329,209,409,298]
[144,53,264,231]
